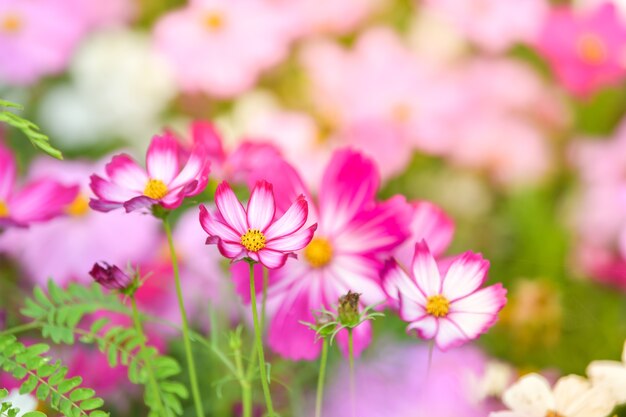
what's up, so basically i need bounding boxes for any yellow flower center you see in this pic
[203,11,225,31]
[576,33,606,64]
[144,179,168,200]
[304,238,333,268]
[65,194,90,217]
[0,200,9,217]
[1,14,22,33]
[426,294,450,318]
[545,411,564,417]
[241,229,266,252]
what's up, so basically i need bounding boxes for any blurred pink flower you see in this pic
[383,241,506,351]
[0,142,78,229]
[424,0,548,52]
[0,158,159,286]
[90,133,209,213]
[536,2,626,96]
[235,149,413,360]
[0,0,88,85]
[153,0,295,98]
[200,180,317,269]
[320,343,494,417]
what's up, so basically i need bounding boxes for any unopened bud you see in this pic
[338,290,361,327]
[89,262,133,292]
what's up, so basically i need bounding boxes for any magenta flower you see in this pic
[199,180,317,269]
[536,2,626,96]
[89,262,132,291]
[0,141,78,228]
[89,133,210,213]
[383,240,506,350]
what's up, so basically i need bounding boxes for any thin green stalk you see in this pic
[0,322,40,336]
[163,218,205,417]
[131,297,167,417]
[426,339,435,381]
[348,329,355,417]
[261,266,268,329]
[233,337,252,417]
[314,338,329,417]
[248,261,275,416]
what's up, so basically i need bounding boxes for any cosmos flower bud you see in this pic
[338,291,361,328]
[89,262,133,292]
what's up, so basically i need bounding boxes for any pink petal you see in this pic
[146,133,179,184]
[207,235,246,259]
[0,142,16,200]
[257,248,289,269]
[123,196,156,213]
[247,180,276,231]
[333,195,413,254]
[411,240,442,297]
[191,120,227,164]
[89,175,138,203]
[450,283,507,315]
[105,154,148,192]
[441,251,490,301]
[434,318,471,351]
[381,258,426,306]
[406,315,439,340]
[329,254,387,305]
[214,181,248,234]
[399,291,426,322]
[160,181,198,209]
[199,205,241,243]
[410,201,455,258]
[264,196,308,240]
[318,149,379,235]
[168,145,210,196]
[10,181,78,223]
[336,319,372,358]
[265,224,317,252]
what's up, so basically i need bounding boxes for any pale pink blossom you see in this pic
[0,0,88,85]
[153,0,295,98]
[234,149,413,360]
[383,240,506,350]
[0,158,159,286]
[0,141,78,229]
[90,133,210,213]
[199,180,317,269]
[536,2,626,96]
[424,0,548,53]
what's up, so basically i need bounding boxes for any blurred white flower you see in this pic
[468,360,515,402]
[1,389,37,417]
[38,28,176,150]
[587,340,626,404]
[407,8,467,66]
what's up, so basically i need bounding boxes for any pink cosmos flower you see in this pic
[89,133,210,213]
[199,180,317,269]
[0,0,88,85]
[0,141,78,228]
[234,149,413,360]
[383,240,506,350]
[153,0,295,98]
[536,2,626,96]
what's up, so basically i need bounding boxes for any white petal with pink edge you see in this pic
[265,224,316,252]
[411,240,442,297]
[450,284,507,315]
[146,134,179,184]
[446,311,499,340]
[406,315,438,339]
[382,258,426,305]
[168,147,209,194]
[257,249,289,269]
[215,182,248,235]
[199,205,241,243]
[90,175,138,202]
[434,318,470,350]
[399,291,426,322]
[441,251,490,301]
[105,154,148,192]
[264,196,308,240]
[247,181,276,231]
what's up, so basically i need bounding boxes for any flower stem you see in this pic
[0,322,40,336]
[131,297,167,417]
[163,218,205,417]
[314,338,329,417]
[248,261,275,416]
[261,266,268,329]
[348,329,355,417]
[426,339,435,381]
[233,336,252,417]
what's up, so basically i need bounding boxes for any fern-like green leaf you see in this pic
[0,99,63,160]
[0,335,108,417]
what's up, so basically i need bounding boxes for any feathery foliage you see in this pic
[0,388,46,417]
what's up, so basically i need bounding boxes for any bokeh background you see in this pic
[2,0,626,416]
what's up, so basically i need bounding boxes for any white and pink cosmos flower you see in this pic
[383,240,507,350]
[89,133,210,213]
[199,180,317,269]
[0,141,78,228]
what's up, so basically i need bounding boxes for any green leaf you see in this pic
[23,412,48,417]
[68,388,94,402]
[58,377,82,394]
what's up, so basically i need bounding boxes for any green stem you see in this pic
[261,266,268,329]
[163,218,205,417]
[248,261,275,416]
[233,337,252,417]
[314,338,329,417]
[0,322,40,336]
[131,297,167,417]
[348,329,355,417]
